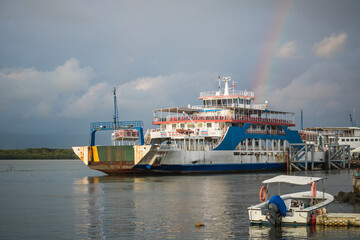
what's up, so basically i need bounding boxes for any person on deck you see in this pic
[352,168,360,192]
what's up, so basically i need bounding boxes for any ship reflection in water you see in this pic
[73,175,251,239]
[3,161,360,239]
[72,172,360,239]
[249,225,313,239]
[249,225,360,239]
[74,177,106,239]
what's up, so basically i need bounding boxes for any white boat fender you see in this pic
[311,182,317,198]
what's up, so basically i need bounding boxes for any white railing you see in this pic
[190,105,203,109]
[199,91,218,97]
[153,115,294,125]
[150,129,223,139]
[199,90,254,98]
[251,104,266,110]
[190,103,265,110]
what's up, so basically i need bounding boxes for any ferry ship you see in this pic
[73,76,304,174]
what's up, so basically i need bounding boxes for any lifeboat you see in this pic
[176,129,194,134]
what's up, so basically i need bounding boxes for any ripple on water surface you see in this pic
[1,160,360,239]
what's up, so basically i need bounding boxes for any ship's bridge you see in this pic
[199,89,255,98]
[199,77,255,108]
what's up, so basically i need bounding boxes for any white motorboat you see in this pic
[248,175,334,226]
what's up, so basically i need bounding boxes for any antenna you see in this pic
[218,76,221,92]
[354,108,356,126]
[301,109,303,130]
[231,79,237,95]
[113,87,119,129]
[349,110,355,127]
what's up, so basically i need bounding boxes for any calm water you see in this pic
[1,160,360,239]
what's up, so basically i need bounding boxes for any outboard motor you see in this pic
[268,203,282,226]
[267,195,287,226]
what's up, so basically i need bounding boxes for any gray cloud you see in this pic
[0,58,93,117]
[268,62,359,127]
[0,0,360,148]
[313,33,348,58]
[276,41,298,59]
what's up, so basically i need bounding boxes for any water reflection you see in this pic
[249,225,313,239]
[74,177,106,239]
[70,172,360,239]
[72,175,248,239]
[249,224,360,239]
[314,225,360,239]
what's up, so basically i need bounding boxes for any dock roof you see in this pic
[304,127,360,131]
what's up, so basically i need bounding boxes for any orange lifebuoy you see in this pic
[311,182,317,198]
[259,185,267,202]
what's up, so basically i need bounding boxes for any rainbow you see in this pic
[252,1,295,102]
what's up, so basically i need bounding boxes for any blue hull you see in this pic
[134,162,286,173]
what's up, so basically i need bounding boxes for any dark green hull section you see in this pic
[89,146,138,174]
[95,146,134,162]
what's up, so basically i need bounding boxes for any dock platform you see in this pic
[317,213,360,226]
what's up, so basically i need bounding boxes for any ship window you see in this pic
[197,123,203,128]
[351,139,354,141]
[346,139,349,141]
[207,123,212,128]
[180,123,185,128]
[342,139,345,142]
[239,99,244,104]
[233,152,240,155]
[212,100,216,106]
[356,139,359,141]
[172,124,176,129]
[188,123,195,128]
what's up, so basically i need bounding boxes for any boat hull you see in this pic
[248,191,334,225]
[73,145,294,174]
[72,145,152,174]
[134,163,286,173]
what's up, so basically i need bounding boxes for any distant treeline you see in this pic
[0,148,78,159]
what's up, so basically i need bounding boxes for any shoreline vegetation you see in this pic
[0,148,78,159]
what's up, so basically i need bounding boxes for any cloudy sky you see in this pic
[1,0,359,149]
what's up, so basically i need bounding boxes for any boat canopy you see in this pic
[262,175,325,185]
